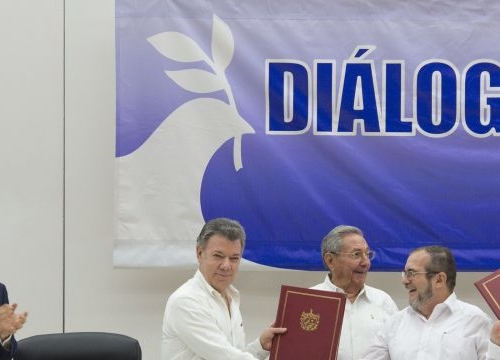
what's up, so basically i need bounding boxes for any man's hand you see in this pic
[0,303,28,341]
[259,323,287,351]
[492,320,500,346]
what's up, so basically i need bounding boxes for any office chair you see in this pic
[14,331,142,360]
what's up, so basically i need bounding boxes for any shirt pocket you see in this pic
[439,333,477,359]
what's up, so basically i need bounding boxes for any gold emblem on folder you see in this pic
[300,309,320,331]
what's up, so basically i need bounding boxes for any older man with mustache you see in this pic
[361,245,500,360]
[310,225,398,360]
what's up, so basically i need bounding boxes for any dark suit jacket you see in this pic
[0,282,17,360]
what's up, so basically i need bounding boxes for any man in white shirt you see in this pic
[310,225,398,360]
[361,245,500,360]
[161,218,286,360]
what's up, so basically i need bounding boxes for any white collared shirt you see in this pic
[311,275,398,360]
[161,270,266,360]
[361,292,500,360]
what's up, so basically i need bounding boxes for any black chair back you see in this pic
[15,332,142,360]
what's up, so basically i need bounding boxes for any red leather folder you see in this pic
[269,285,346,360]
[474,268,500,319]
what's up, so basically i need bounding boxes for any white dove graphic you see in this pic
[114,15,255,266]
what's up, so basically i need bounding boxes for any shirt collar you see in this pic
[325,274,370,301]
[407,292,456,320]
[194,269,240,300]
[433,292,457,313]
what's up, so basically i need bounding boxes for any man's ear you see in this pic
[434,272,447,288]
[324,252,336,269]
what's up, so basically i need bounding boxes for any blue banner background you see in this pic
[115,0,500,270]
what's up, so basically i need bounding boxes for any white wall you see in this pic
[0,1,495,359]
[0,0,64,334]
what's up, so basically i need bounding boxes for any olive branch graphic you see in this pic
[147,14,251,170]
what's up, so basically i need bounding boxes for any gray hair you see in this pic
[196,218,246,252]
[321,225,364,269]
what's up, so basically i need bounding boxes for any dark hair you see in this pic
[320,225,364,269]
[196,218,246,251]
[412,245,456,291]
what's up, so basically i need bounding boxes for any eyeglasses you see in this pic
[329,250,375,261]
[401,270,438,280]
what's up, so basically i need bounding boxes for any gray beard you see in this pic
[410,281,433,313]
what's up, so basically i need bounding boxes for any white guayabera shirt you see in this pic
[162,270,266,360]
[311,275,399,360]
[361,292,500,360]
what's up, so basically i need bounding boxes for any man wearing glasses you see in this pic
[361,245,500,359]
[310,225,398,360]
